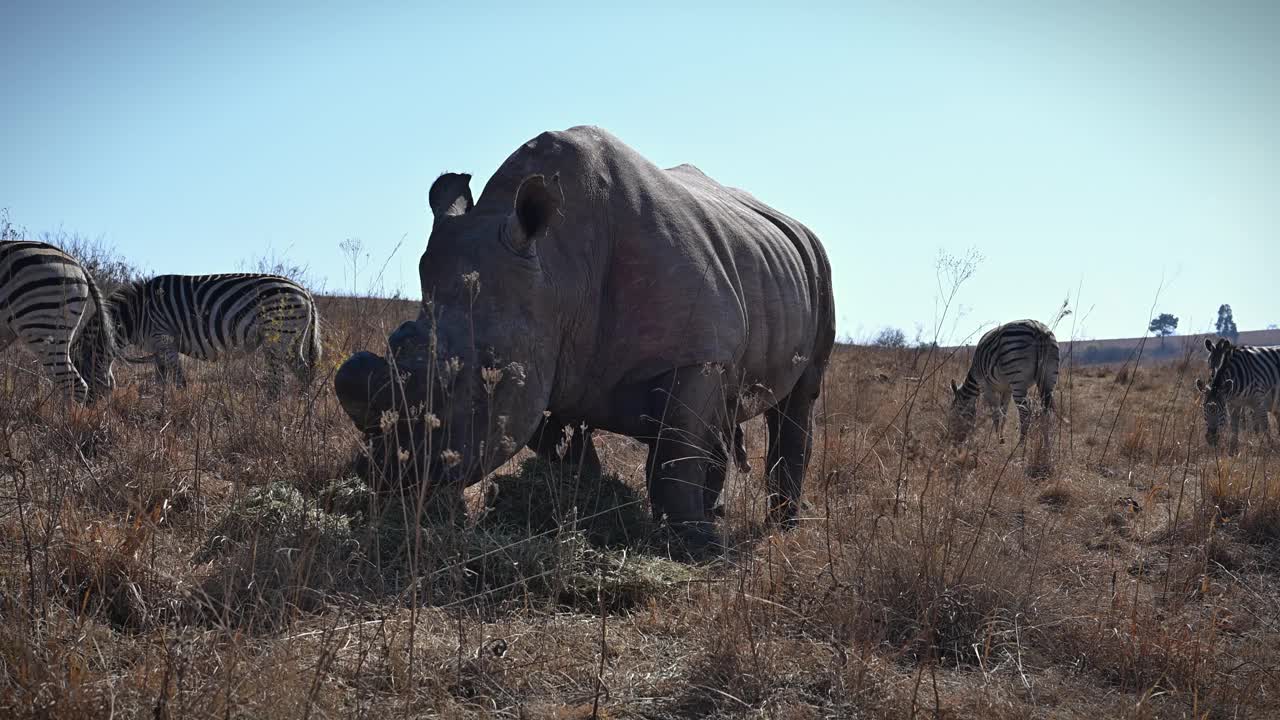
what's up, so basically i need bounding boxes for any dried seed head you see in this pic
[379,409,400,434]
[424,413,442,430]
[481,366,503,394]
[440,449,462,467]
[504,361,527,387]
[461,271,481,297]
[397,448,410,464]
[443,356,463,385]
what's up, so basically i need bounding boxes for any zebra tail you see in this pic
[1037,335,1061,412]
[83,271,118,359]
[302,297,322,382]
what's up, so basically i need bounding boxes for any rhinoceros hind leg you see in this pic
[765,387,816,530]
[700,424,744,521]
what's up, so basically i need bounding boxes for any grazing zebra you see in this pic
[0,240,116,404]
[1195,338,1280,453]
[949,319,1060,443]
[77,273,321,393]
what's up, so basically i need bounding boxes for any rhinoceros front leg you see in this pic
[645,366,734,550]
[525,413,602,478]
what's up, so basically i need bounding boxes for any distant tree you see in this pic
[1149,313,1179,345]
[1215,304,1239,342]
[1269,323,1279,331]
[873,327,907,349]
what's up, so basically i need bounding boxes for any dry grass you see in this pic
[1,299,1279,719]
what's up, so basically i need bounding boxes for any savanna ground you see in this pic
[1,279,1278,719]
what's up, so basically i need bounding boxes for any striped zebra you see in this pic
[0,240,116,404]
[77,273,321,393]
[949,319,1060,443]
[1195,338,1280,453]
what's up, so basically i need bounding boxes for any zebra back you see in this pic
[120,273,312,350]
[1202,338,1280,403]
[954,319,1058,402]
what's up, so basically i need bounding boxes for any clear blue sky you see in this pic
[2,0,1277,344]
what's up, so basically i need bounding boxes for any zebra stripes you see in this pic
[0,240,116,404]
[949,319,1060,443]
[83,273,322,393]
[1196,338,1280,452]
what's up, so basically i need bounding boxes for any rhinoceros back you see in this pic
[476,126,835,413]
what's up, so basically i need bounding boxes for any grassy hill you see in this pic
[1063,328,1280,366]
[0,296,1277,718]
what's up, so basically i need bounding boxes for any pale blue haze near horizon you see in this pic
[2,0,1277,344]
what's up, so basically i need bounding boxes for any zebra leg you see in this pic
[1229,406,1243,454]
[289,350,314,386]
[985,389,1007,442]
[1042,388,1055,413]
[262,347,286,401]
[1251,400,1273,448]
[1012,389,1032,445]
[1039,385,1054,449]
[152,335,186,388]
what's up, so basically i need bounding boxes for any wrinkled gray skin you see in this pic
[336,126,834,548]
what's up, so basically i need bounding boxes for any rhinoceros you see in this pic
[335,126,834,549]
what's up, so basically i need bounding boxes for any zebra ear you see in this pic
[1204,338,1215,353]
[1222,378,1234,393]
[950,380,959,394]
[1195,378,1206,393]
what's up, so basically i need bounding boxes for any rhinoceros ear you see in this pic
[507,173,561,254]
[428,173,473,218]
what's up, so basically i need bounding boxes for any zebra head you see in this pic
[1204,337,1238,376]
[948,379,978,442]
[1195,376,1232,448]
